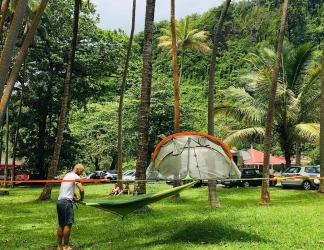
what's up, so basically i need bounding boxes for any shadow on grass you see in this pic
[79,213,271,249]
[137,218,271,248]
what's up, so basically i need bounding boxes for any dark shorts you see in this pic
[57,199,74,226]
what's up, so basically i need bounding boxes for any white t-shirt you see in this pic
[58,172,80,201]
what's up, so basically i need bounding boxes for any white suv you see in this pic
[281,166,319,190]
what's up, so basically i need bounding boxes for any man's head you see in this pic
[73,164,85,176]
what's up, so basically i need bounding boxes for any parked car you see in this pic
[281,166,320,190]
[88,171,106,179]
[104,172,117,180]
[107,169,118,178]
[122,170,136,180]
[221,168,277,188]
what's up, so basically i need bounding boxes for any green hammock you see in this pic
[78,181,196,217]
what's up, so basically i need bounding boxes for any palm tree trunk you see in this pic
[171,0,180,133]
[178,50,184,87]
[3,106,8,188]
[134,0,155,196]
[0,0,49,129]
[38,0,81,200]
[170,0,181,199]
[207,0,231,208]
[0,0,10,39]
[0,0,28,97]
[295,141,301,166]
[117,0,136,189]
[11,62,25,187]
[319,44,324,193]
[259,0,289,205]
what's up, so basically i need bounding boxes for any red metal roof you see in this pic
[244,146,285,165]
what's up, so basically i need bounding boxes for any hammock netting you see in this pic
[78,181,196,217]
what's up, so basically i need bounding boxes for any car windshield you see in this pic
[285,167,300,174]
[124,171,135,176]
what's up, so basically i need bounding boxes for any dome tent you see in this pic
[146,132,241,181]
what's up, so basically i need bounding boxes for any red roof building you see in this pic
[244,146,285,171]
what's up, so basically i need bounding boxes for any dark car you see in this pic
[221,168,277,188]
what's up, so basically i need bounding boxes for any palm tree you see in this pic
[38,0,81,200]
[170,0,180,133]
[0,0,28,98]
[260,0,289,205]
[134,0,156,196]
[214,42,321,195]
[319,45,324,193]
[0,0,49,128]
[170,0,181,199]
[207,0,231,208]
[117,0,136,189]
[0,0,11,38]
[158,16,210,85]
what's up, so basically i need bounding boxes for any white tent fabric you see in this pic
[146,132,241,181]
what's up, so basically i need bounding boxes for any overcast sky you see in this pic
[90,0,233,34]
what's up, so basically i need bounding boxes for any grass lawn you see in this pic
[1,182,324,250]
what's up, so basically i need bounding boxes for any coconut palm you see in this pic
[0,0,28,98]
[0,0,49,128]
[320,45,324,193]
[207,0,231,208]
[260,0,288,205]
[158,16,210,85]
[134,0,156,195]
[215,42,321,174]
[117,0,136,189]
[170,0,180,133]
[38,0,81,200]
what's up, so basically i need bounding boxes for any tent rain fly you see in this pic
[146,132,241,181]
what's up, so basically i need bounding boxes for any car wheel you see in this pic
[242,181,250,188]
[302,181,311,190]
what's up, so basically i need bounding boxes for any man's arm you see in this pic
[76,183,85,201]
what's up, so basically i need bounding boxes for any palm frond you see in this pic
[215,87,266,126]
[294,123,320,144]
[223,127,265,148]
[289,43,314,91]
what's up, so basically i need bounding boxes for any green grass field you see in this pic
[1,182,324,250]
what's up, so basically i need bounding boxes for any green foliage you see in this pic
[4,0,324,177]
[214,42,322,163]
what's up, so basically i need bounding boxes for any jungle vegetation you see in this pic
[1,0,323,180]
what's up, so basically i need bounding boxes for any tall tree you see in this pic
[158,16,210,85]
[38,0,81,200]
[0,0,49,129]
[0,0,28,98]
[0,0,10,38]
[214,43,320,173]
[259,0,289,205]
[134,0,155,195]
[170,0,181,199]
[319,45,324,193]
[170,0,180,133]
[117,0,136,188]
[207,0,231,208]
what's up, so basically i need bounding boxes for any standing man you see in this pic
[56,164,85,250]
